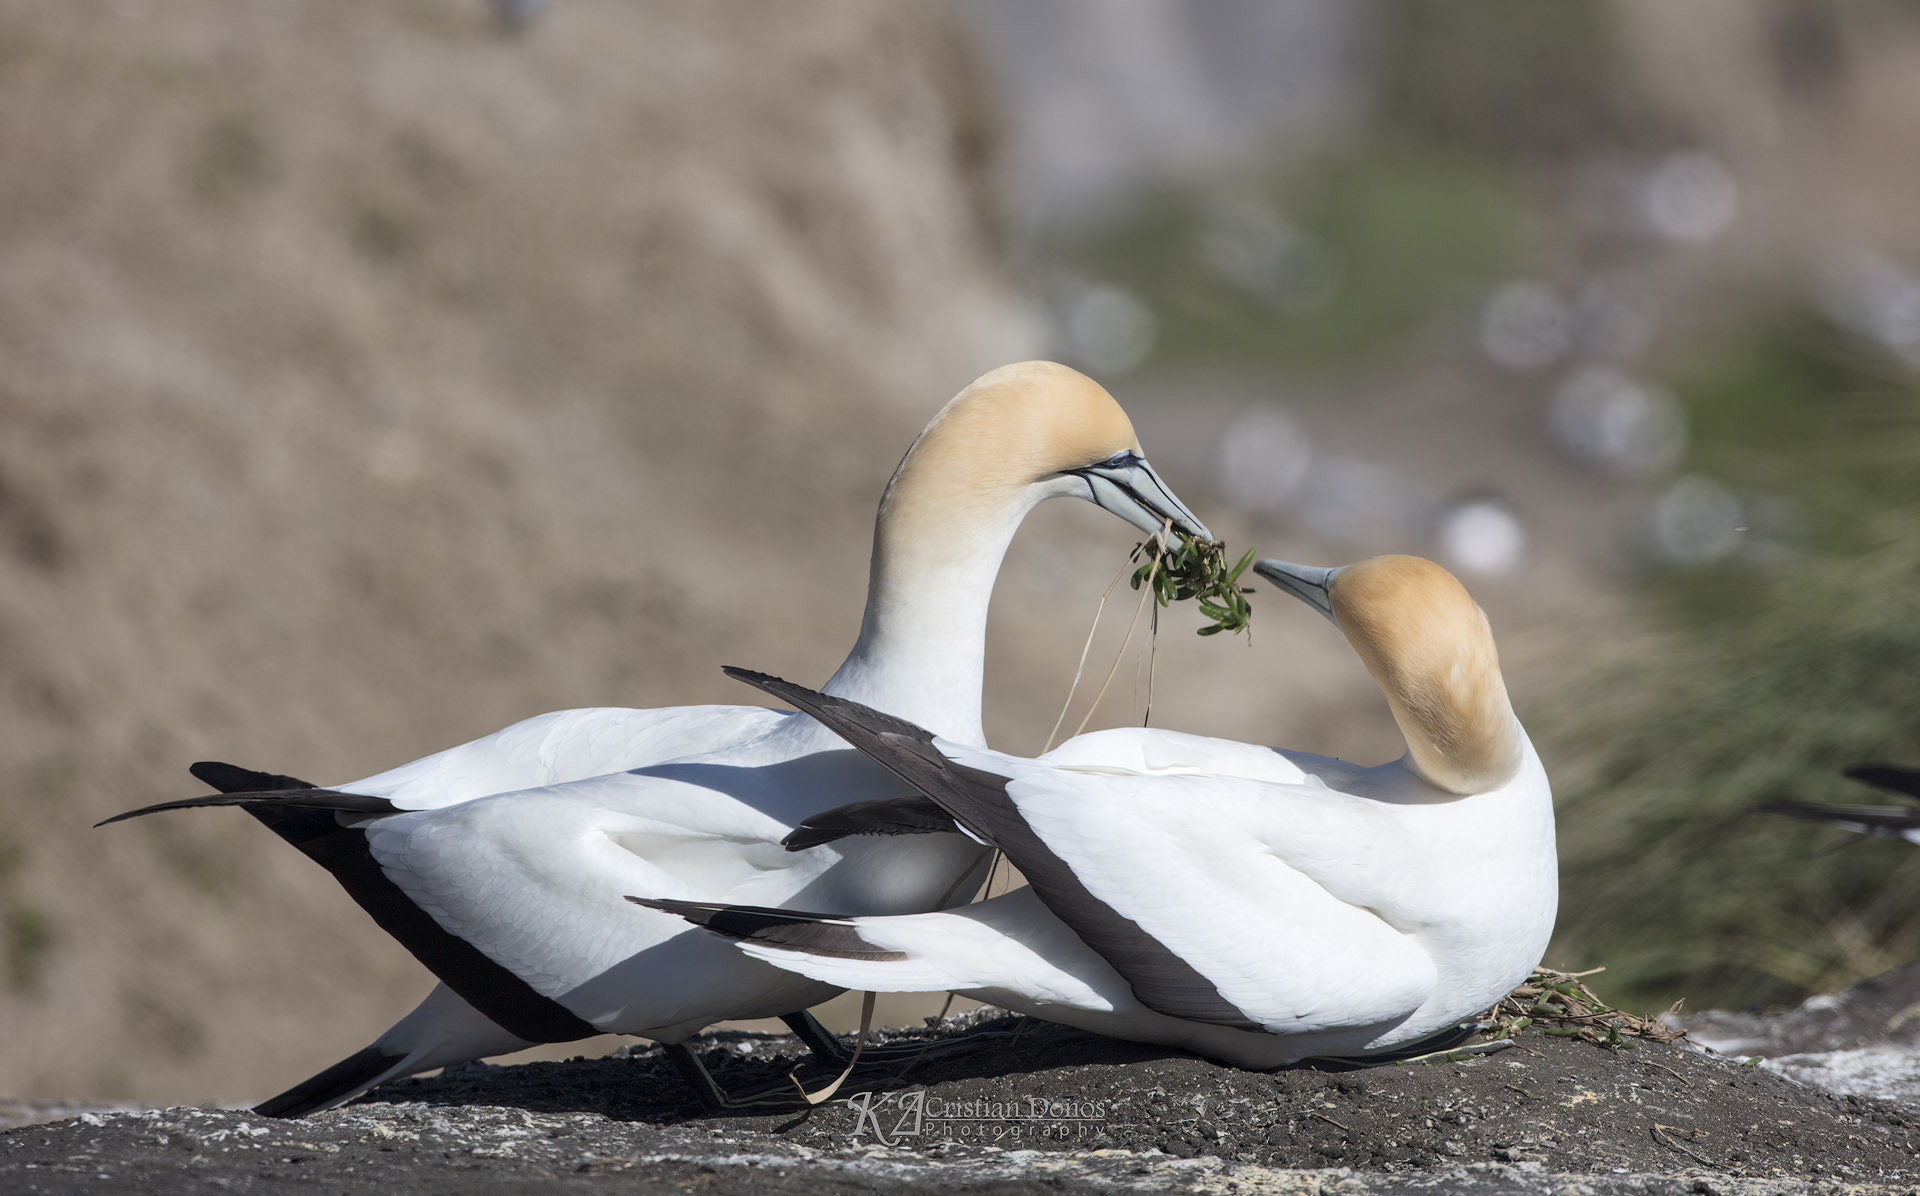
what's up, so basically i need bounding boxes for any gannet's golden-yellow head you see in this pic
[1256,554,1521,795]
[880,361,1210,545]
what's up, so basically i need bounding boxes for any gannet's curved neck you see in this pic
[821,460,1040,748]
[1376,655,1523,797]
[1328,556,1524,797]
[819,361,1153,748]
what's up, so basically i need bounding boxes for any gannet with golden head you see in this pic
[101,362,1211,1113]
[641,556,1556,1067]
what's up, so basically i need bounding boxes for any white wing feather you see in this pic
[341,705,792,809]
[937,741,1435,1032]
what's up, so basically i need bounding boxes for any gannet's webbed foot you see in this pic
[782,1009,933,1064]
[779,1010,854,1065]
[664,1041,742,1113]
[780,1008,1022,1066]
[665,1042,832,1112]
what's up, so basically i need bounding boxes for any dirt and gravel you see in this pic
[5,1003,1916,1195]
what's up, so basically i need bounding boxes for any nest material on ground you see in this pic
[1486,967,1688,1049]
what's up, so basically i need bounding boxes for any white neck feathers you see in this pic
[824,363,1142,746]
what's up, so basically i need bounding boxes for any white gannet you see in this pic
[102,361,1212,1114]
[1757,765,1920,845]
[641,555,1557,1067]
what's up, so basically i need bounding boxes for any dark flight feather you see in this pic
[723,666,1263,1031]
[783,795,961,850]
[1755,800,1920,834]
[629,897,908,961]
[252,1044,409,1119]
[94,787,399,828]
[1841,764,1920,801]
[99,760,598,1046]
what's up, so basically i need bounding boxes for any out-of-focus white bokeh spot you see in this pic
[1217,404,1314,513]
[1651,475,1744,565]
[1551,366,1688,476]
[1056,280,1157,375]
[1481,280,1571,371]
[1436,496,1526,576]
[1817,249,1920,364]
[1642,151,1738,244]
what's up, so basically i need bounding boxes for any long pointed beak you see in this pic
[1253,558,1339,625]
[1071,456,1213,545]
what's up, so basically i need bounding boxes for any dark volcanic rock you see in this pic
[4,1013,1917,1195]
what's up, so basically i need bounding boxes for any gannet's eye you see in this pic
[1101,451,1135,468]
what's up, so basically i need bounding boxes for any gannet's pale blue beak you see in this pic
[1254,558,1339,625]
[1067,453,1213,545]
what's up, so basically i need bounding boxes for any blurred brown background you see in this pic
[4,0,1920,1106]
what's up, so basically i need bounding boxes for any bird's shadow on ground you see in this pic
[351,1016,1203,1127]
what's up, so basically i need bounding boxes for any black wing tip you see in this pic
[94,795,236,829]
[720,666,859,720]
[630,896,907,962]
[1752,800,1920,830]
[721,666,838,719]
[1843,763,1920,799]
[252,1045,409,1119]
[192,760,319,793]
[189,761,240,789]
[781,795,962,852]
[627,896,734,928]
[628,894,864,939]
[721,666,793,697]
[94,787,396,830]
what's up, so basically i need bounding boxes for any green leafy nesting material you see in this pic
[1483,967,1685,1050]
[1130,538,1255,637]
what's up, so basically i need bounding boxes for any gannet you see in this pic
[1757,765,1920,845]
[640,555,1557,1067]
[102,361,1212,1114]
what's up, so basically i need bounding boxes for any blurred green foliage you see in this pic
[1038,0,1920,1012]
[1055,148,1534,376]
[1551,318,1920,1011]
[1042,0,1648,380]
[1376,0,1653,160]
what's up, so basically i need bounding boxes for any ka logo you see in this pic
[845,1089,925,1145]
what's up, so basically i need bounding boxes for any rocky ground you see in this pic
[6,994,1917,1196]
[1680,960,1920,1116]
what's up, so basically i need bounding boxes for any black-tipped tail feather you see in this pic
[192,761,319,794]
[95,787,399,828]
[109,760,599,1046]
[629,896,907,961]
[253,1044,410,1119]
